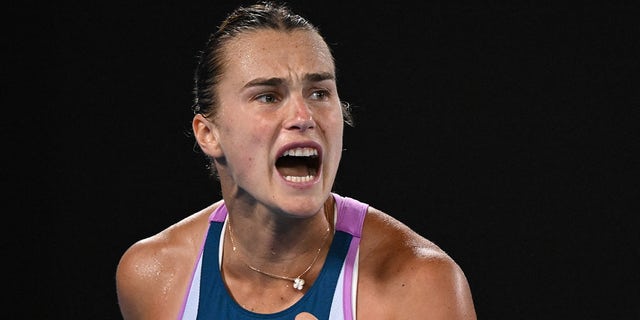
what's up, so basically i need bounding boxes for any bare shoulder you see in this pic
[357,207,477,320]
[115,201,222,319]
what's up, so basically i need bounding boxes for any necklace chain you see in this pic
[227,218,331,290]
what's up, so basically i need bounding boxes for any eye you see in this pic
[255,93,279,104]
[309,89,329,101]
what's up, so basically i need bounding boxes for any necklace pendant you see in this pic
[293,277,305,290]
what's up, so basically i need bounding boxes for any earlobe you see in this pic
[192,114,223,157]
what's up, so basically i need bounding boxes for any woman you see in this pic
[115,1,476,319]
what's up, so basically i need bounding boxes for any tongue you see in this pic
[277,165,309,177]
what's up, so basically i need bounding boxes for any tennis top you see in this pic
[178,193,368,319]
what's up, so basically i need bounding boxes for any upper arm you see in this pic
[363,250,476,320]
[358,208,477,319]
[400,256,476,319]
[115,238,185,320]
[115,240,160,320]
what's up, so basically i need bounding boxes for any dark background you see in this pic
[6,1,637,319]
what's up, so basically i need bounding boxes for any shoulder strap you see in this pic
[331,192,368,320]
[333,193,368,238]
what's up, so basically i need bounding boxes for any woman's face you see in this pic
[206,29,344,216]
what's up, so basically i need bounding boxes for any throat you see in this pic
[221,196,336,295]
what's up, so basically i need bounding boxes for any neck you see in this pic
[222,197,335,284]
[228,197,334,258]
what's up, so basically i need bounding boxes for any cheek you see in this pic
[322,114,344,161]
[222,114,266,143]
[228,120,273,161]
[234,129,269,179]
[327,112,345,141]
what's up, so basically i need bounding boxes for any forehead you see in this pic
[221,29,335,80]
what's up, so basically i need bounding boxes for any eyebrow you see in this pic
[243,72,335,88]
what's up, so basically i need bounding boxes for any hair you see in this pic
[192,1,353,124]
[190,1,353,175]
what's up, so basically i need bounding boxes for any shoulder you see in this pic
[357,206,477,319]
[115,201,222,319]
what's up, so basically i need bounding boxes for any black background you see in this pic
[6,1,638,319]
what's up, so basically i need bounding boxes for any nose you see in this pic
[284,96,315,131]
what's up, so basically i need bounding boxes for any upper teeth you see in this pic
[282,147,318,157]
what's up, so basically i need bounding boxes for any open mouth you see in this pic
[275,147,320,183]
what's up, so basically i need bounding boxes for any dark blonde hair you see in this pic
[192,1,353,125]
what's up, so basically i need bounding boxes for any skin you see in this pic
[116,29,476,319]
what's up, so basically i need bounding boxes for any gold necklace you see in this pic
[227,219,331,290]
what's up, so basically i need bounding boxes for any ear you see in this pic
[192,114,223,158]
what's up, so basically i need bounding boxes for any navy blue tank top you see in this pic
[179,193,368,319]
